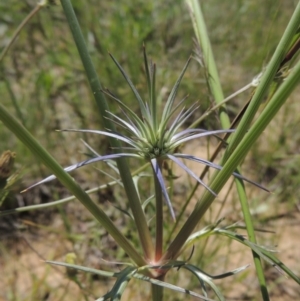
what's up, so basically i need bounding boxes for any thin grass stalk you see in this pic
[0,1,45,126]
[236,170,269,300]
[163,53,300,261]
[3,77,25,125]
[0,102,146,267]
[182,1,298,300]
[60,0,154,261]
[189,81,256,129]
[169,0,299,252]
[235,178,270,300]
[0,2,45,63]
[201,3,299,293]
[183,0,232,231]
[186,0,229,126]
[187,2,269,298]
[188,0,269,294]
[222,1,300,161]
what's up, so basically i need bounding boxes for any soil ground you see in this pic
[0,140,299,301]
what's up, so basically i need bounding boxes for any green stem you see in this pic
[151,275,164,301]
[187,2,271,298]
[163,51,300,261]
[222,1,300,161]
[235,173,270,301]
[186,0,229,127]
[3,77,26,125]
[60,0,154,261]
[0,102,146,267]
[176,0,233,240]
[189,81,254,129]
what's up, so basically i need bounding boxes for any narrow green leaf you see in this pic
[0,103,146,267]
[217,229,300,284]
[47,261,214,300]
[161,57,191,124]
[109,53,150,121]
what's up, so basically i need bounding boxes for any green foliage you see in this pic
[1,1,300,301]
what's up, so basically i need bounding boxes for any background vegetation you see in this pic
[0,0,299,300]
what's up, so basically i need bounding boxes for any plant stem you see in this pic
[165,0,300,263]
[235,178,270,300]
[60,0,154,261]
[221,1,300,160]
[0,102,146,267]
[187,4,270,298]
[186,0,229,126]
[151,275,165,301]
[163,52,300,261]
[3,77,26,125]
[189,81,255,129]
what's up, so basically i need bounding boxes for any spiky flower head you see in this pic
[27,47,267,219]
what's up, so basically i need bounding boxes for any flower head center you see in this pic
[141,140,168,160]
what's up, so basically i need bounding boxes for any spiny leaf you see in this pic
[101,88,148,137]
[23,153,137,191]
[109,53,151,121]
[167,154,217,196]
[174,153,270,192]
[170,129,235,147]
[47,261,214,300]
[159,95,191,136]
[151,158,176,221]
[161,56,191,122]
[143,44,152,101]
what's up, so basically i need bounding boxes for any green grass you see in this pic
[0,1,300,300]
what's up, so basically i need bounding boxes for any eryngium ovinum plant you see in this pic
[1,1,300,300]
[25,47,272,300]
